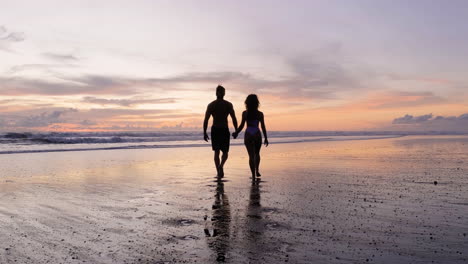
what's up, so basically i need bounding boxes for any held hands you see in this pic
[204,133,209,142]
[232,131,238,139]
[264,138,269,147]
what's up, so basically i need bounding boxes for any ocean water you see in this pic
[0,131,462,154]
[0,131,399,154]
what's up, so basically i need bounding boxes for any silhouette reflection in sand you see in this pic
[204,177,266,262]
[204,176,231,262]
[246,178,265,262]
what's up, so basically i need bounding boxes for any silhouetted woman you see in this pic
[233,94,268,178]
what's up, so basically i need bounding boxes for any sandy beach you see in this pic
[0,135,467,263]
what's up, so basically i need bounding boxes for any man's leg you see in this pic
[217,128,230,177]
[220,151,228,168]
[214,150,221,175]
[218,151,228,177]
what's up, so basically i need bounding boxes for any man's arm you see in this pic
[229,103,238,132]
[203,105,211,142]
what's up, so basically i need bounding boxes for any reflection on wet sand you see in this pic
[204,176,231,262]
[2,136,468,263]
[246,178,264,262]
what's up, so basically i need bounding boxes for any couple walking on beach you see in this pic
[203,85,269,178]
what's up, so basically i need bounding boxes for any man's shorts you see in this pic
[211,126,230,152]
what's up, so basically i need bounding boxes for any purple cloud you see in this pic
[392,114,433,124]
[391,113,468,132]
[82,96,176,106]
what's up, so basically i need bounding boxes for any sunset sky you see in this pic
[1,0,467,132]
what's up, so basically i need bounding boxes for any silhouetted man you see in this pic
[203,85,238,177]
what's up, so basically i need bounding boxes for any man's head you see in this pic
[216,85,225,98]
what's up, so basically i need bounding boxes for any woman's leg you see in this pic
[244,140,256,177]
[255,136,262,176]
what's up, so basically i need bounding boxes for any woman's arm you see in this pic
[260,112,268,146]
[233,111,246,138]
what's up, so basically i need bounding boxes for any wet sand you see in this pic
[0,135,467,263]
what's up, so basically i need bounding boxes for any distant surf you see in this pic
[0,130,461,155]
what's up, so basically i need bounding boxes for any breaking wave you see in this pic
[4,130,464,155]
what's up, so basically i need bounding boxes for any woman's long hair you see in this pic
[245,94,259,120]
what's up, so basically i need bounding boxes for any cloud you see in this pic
[288,55,356,88]
[392,113,433,124]
[80,108,175,119]
[154,71,250,84]
[5,63,79,75]
[431,114,468,122]
[0,75,144,96]
[0,107,195,131]
[0,25,25,51]
[0,72,240,96]
[0,43,367,100]
[345,91,448,111]
[42,52,78,62]
[459,113,468,120]
[3,53,81,75]
[15,108,78,127]
[79,119,97,126]
[82,96,176,106]
[371,91,445,109]
[391,113,468,132]
[4,32,25,42]
[222,47,366,100]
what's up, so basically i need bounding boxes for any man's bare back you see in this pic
[206,99,234,128]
